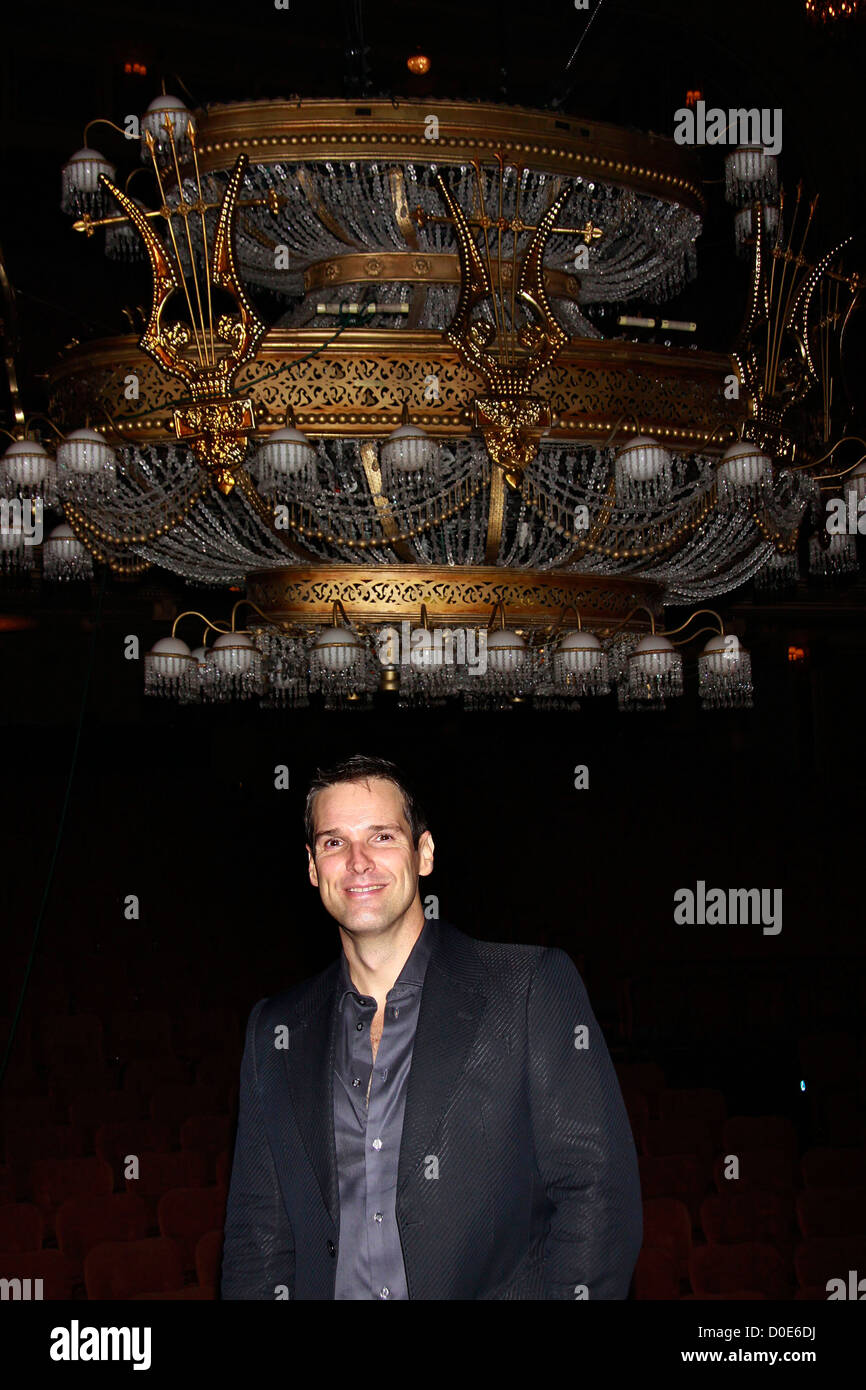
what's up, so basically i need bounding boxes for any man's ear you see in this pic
[307,846,319,887]
[417,830,435,878]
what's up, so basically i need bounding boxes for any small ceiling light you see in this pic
[407,53,431,75]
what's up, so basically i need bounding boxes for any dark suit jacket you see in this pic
[221,919,642,1299]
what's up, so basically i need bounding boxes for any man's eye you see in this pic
[376,833,393,841]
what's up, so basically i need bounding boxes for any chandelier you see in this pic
[0,95,861,711]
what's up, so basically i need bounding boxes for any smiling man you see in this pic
[221,752,642,1300]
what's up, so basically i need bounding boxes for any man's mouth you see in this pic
[345,884,386,897]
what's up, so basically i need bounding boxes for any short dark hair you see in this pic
[304,754,429,858]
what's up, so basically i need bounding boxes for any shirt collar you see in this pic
[338,917,435,1003]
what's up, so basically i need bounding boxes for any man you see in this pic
[221,753,642,1300]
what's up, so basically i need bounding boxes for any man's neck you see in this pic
[339,911,425,1007]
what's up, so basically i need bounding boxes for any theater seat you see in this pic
[195,1228,224,1290]
[157,1186,228,1272]
[800,1147,866,1190]
[84,1236,185,1300]
[641,1197,693,1281]
[700,1187,795,1252]
[0,1202,44,1254]
[797,1187,866,1239]
[0,1248,79,1300]
[633,1246,681,1300]
[690,1241,793,1299]
[55,1192,149,1270]
[30,1156,113,1234]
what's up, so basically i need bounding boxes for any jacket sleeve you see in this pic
[221,997,296,1299]
[527,948,642,1299]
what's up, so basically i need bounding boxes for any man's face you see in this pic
[307,777,434,934]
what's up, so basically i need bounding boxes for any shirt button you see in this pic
[356,1022,363,1031]
[351,1077,361,1087]
[374,1212,383,1223]
[393,1007,399,1017]
[372,1137,382,1150]
[379,1287,390,1299]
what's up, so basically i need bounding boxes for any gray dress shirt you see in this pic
[332,919,434,1299]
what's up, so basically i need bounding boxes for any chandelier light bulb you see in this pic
[614,435,672,502]
[553,630,610,695]
[380,423,439,475]
[254,423,318,496]
[61,147,116,216]
[716,441,773,507]
[626,633,684,702]
[698,633,754,709]
[809,531,858,577]
[310,624,364,672]
[724,144,778,207]
[42,523,93,582]
[485,627,526,674]
[144,635,194,695]
[141,95,195,158]
[56,428,117,499]
[1,439,58,505]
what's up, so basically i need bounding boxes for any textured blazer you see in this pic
[221,918,642,1300]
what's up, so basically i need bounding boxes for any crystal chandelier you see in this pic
[0,93,861,712]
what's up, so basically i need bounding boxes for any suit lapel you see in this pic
[281,960,341,1226]
[397,921,486,1196]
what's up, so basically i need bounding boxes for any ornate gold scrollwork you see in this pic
[436,164,570,491]
[100,153,267,494]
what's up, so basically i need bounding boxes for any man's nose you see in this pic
[347,843,378,872]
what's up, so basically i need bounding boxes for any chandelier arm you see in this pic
[23,413,65,441]
[229,598,272,631]
[658,608,725,639]
[170,610,229,639]
[785,436,866,475]
[83,118,130,146]
[815,451,866,482]
[602,604,658,639]
[668,626,725,648]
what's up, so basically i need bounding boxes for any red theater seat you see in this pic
[641,1197,693,1280]
[124,1150,208,1228]
[0,1248,79,1300]
[195,1228,224,1290]
[800,1147,866,1190]
[711,1147,799,1195]
[55,1192,149,1269]
[639,1154,710,1224]
[157,1186,228,1271]
[700,1187,795,1252]
[0,1202,44,1254]
[722,1116,798,1160]
[84,1236,185,1300]
[30,1156,114,1234]
[690,1241,793,1299]
[633,1246,681,1300]
[797,1187,866,1239]
[658,1088,727,1147]
[794,1235,866,1294]
[150,1084,221,1136]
